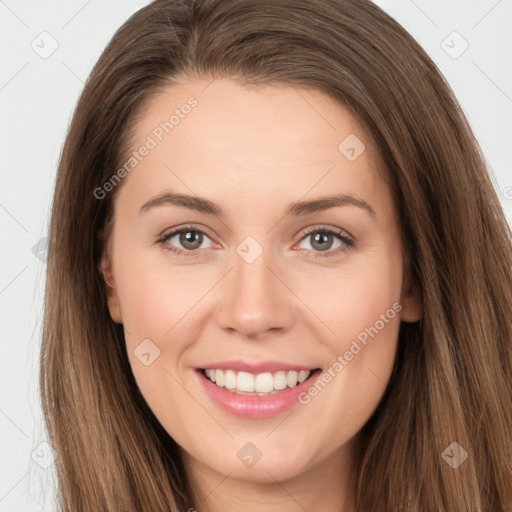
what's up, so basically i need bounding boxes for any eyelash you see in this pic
[157,224,355,259]
[299,225,354,258]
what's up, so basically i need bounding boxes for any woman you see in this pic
[40,0,512,510]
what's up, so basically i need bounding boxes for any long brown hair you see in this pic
[40,0,512,510]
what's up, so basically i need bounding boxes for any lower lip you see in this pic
[197,369,321,419]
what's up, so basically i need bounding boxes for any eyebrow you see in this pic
[139,191,376,218]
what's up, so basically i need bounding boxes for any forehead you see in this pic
[118,78,391,220]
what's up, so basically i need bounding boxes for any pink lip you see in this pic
[197,359,316,374]
[196,367,321,419]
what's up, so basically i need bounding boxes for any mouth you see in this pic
[200,367,319,396]
[195,362,322,418]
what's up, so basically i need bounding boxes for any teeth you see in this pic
[204,368,312,394]
[255,372,274,393]
[215,369,224,387]
[274,371,287,390]
[224,370,237,389]
[237,371,254,392]
[286,371,298,387]
[298,370,310,383]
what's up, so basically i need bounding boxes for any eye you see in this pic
[296,225,354,258]
[157,225,216,257]
[157,224,354,259]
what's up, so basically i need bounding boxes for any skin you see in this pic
[101,78,422,512]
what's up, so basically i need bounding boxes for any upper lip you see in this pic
[197,360,319,374]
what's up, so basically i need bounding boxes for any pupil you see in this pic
[312,232,332,251]
[177,231,333,251]
[180,231,202,249]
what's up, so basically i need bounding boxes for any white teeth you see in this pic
[237,371,255,392]
[254,372,274,393]
[298,370,310,383]
[204,368,312,394]
[215,369,225,387]
[287,371,298,387]
[273,371,287,390]
[224,369,237,389]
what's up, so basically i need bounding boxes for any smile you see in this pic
[196,362,321,419]
[203,368,312,395]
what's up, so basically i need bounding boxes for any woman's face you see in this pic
[102,78,421,489]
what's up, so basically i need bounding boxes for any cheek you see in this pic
[113,255,205,440]
[293,245,403,419]
[112,248,218,414]
[293,245,403,356]
[330,270,401,354]
[115,248,214,346]
[298,250,403,429]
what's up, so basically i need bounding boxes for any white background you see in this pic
[0,0,511,510]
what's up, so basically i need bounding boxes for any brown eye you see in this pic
[177,230,203,250]
[297,226,354,258]
[309,232,335,252]
[159,225,214,256]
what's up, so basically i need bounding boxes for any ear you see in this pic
[400,271,423,323]
[99,247,123,324]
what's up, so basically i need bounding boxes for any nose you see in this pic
[215,243,295,339]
